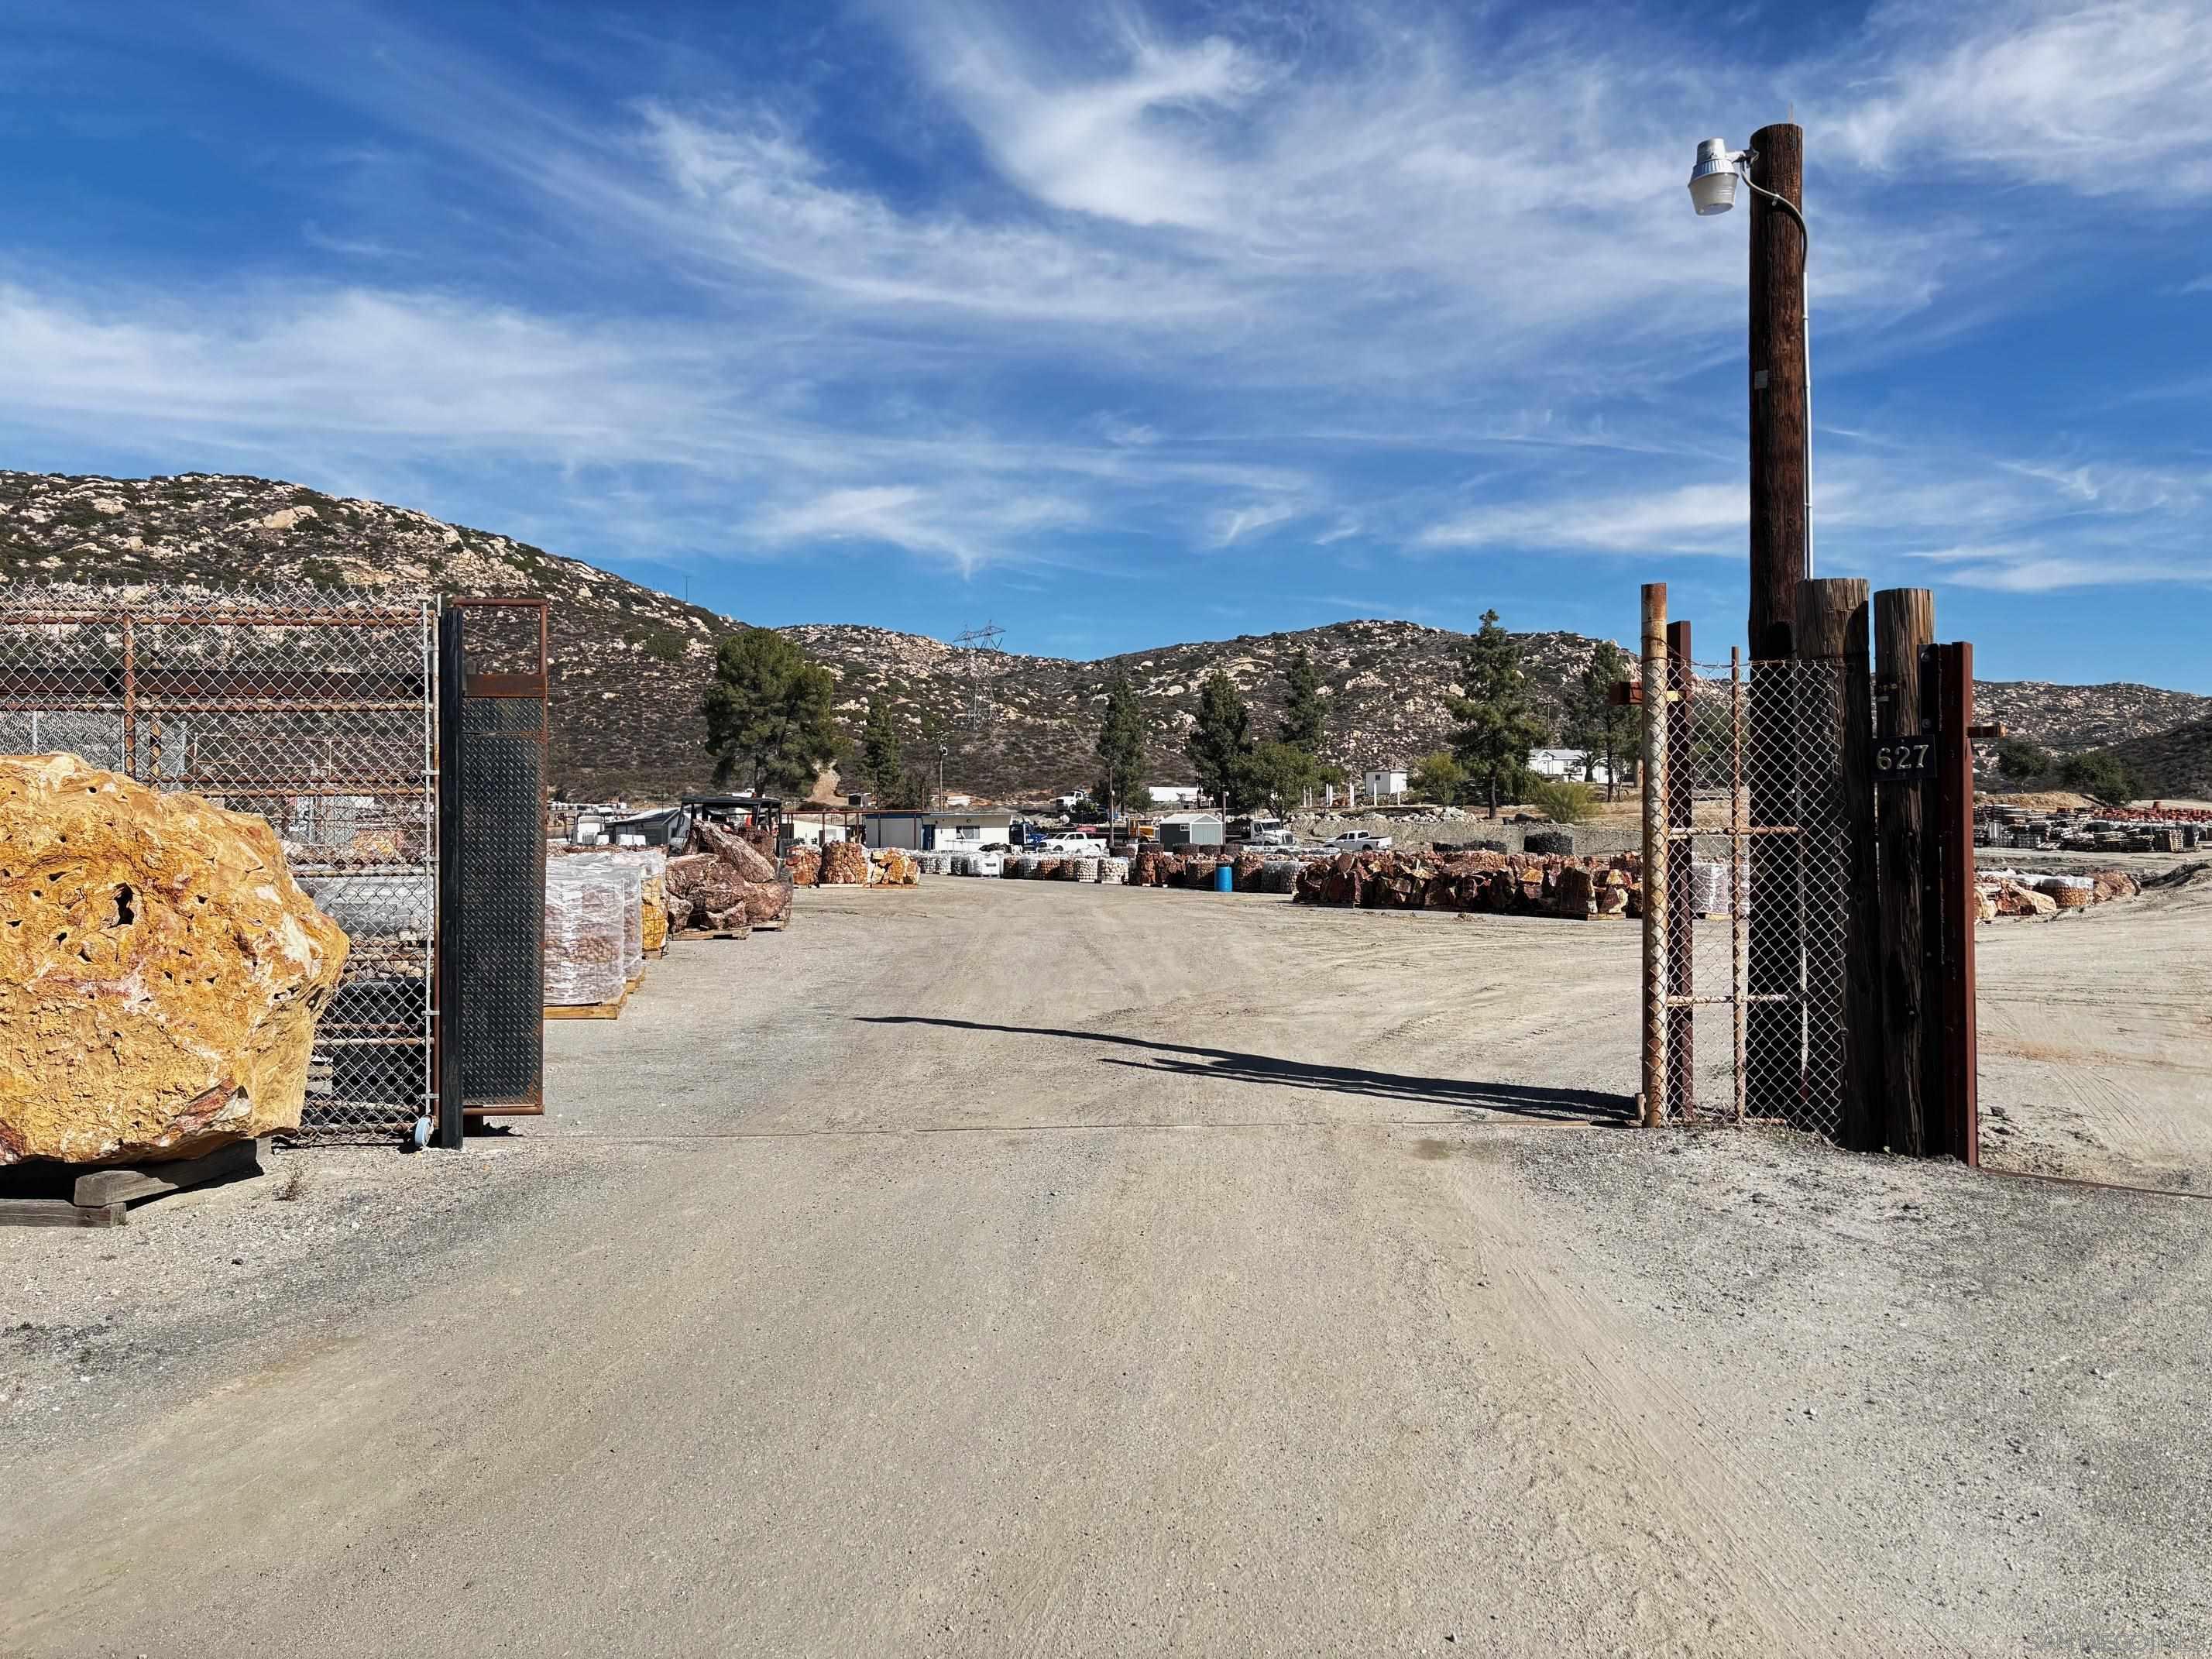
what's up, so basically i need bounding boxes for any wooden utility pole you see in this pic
[1795,579,1879,1149]
[1747,122,1808,660]
[1874,588,1936,1154]
[1741,124,1811,1124]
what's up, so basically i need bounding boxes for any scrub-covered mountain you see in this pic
[5,470,2202,803]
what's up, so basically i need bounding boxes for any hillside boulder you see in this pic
[1,754,349,1166]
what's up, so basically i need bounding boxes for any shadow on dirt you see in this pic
[857,1015,1634,1125]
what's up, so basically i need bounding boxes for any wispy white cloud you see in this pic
[1420,483,1747,556]
[2,0,2207,618]
[1836,1,2212,199]
[1205,499,1303,547]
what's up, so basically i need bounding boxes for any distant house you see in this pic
[861,809,1017,851]
[1147,785,1201,808]
[1528,747,1620,785]
[1363,762,1409,804]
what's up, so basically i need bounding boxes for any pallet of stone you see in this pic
[545,982,633,1020]
[0,1137,268,1228]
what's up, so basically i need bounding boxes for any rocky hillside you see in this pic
[1973,681,2212,753]
[2093,716,2212,801]
[4,470,2201,803]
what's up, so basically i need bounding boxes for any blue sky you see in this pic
[3,1,2208,687]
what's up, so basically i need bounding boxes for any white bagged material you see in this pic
[544,864,626,1006]
[564,854,646,981]
[1689,860,1733,916]
[973,851,1004,877]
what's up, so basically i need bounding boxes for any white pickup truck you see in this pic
[1042,834,1108,857]
[1328,830,1393,852]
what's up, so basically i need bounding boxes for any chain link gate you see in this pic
[0,582,438,1141]
[1641,641,1853,1138]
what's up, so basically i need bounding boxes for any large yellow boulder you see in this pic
[0,754,349,1166]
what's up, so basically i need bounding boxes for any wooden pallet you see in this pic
[0,1137,266,1228]
[671,916,788,939]
[545,983,632,1020]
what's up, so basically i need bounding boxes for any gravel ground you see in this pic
[2,878,2207,1656]
[1,1137,647,1457]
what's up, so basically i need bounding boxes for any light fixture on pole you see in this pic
[1688,136,1814,579]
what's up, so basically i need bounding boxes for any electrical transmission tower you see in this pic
[950,621,1006,730]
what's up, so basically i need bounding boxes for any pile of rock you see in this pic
[867,847,921,886]
[784,846,823,886]
[665,821,792,934]
[1293,848,1643,919]
[1977,867,2137,922]
[819,840,871,886]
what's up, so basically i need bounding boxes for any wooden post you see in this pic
[1748,121,1808,661]
[1932,641,1980,1164]
[1639,584,1669,1128]
[1874,589,1935,1154]
[1795,579,1879,1150]
[1665,620,1695,1116]
[434,608,467,1151]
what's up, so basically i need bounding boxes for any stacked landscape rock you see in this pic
[820,841,870,886]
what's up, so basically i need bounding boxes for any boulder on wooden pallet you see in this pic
[2090,869,2138,903]
[667,852,747,919]
[701,905,753,938]
[731,879,791,923]
[692,819,780,884]
[1,754,350,1166]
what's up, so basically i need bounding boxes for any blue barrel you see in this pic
[1214,864,1235,892]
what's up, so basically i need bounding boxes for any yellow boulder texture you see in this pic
[0,754,350,1166]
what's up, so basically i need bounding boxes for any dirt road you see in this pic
[5,880,2207,1655]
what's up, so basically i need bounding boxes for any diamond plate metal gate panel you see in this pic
[441,598,548,1120]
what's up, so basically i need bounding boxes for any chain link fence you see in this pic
[1651,654,1852,1139]
[0,582,437,1141]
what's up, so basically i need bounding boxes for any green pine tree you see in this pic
[858,696,903,802]
[1093,676,1147,818]
[701,628,843,797]
[1564,640,1636,801]
[1185,670,1255,812]
[1447,610,1551,819]
[1281,646,1326,754]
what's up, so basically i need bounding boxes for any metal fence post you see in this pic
[434,607,466,1151]
[1932,641,1980,1164]
[1640,583,1670,1127]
